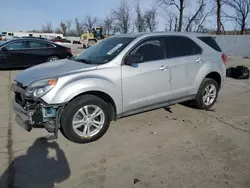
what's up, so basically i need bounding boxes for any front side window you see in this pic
[5,41,26,50]
[130,37,165,63]
[74,37,135,64]
[169,36,202,58]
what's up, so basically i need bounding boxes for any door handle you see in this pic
[160,65,169,70]
[196,58,202,63]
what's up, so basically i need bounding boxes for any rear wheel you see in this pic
[60,95,111,144]
[194,78,219,110]
[47,56,59,62]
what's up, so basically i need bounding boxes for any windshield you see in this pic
[75,36,134,64]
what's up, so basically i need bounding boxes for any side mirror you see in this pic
[124,54,143,65]
[1,47,7,52]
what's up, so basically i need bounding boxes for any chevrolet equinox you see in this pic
[11,32,226,143]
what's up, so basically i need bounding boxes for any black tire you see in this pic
[60,95,111,144]
[194,78,219,110]
[47,56,59,62]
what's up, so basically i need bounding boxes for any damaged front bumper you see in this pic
[12,97,63,133]
[13,98,33,132]
[11,82,64,137]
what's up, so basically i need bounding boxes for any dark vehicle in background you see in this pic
[50,37,71,44]
[73,40,81,44]
[0,38,73,69]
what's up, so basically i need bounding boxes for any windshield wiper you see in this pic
[74,58,93,64]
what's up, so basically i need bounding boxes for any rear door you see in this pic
[25,40,54,66]
[0,40,27,68]
[165,36,203,100]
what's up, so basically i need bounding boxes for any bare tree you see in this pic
[68,29,78,36]
[65,20,72,35]
[58,21,67,36]
[158,0,185,31]
[215,0,222,34]
[83,15,98,31]
[103,14,114,35]
[165,11,178,31]
[75,18,84,36]
[135,1,147,32]
[185,0,206,32]
[195,5,216,32]
[41,22,53,33]
[144,8,158,32]
[57,20,72,36]
[223,0,250,35]
[112,0,132,33]
[220,20,225,34]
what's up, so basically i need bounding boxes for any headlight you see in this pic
[25,78,58,98]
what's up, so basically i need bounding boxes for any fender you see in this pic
[194,62,223,93]
[41,75,122,114]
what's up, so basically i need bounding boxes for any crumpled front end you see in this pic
[11,81,62,135]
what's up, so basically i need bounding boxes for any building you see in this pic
[0,31,63,40]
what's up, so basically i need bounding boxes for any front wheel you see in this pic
[194,78,219,110]
[60,95,111,143]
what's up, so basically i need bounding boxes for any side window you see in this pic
[197,37,222,52]
[28,41,47,48]
[5,41,26,50]
[169,36,202,58]
[130,37,165,63]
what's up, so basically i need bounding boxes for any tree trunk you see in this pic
[216,0,221,35]
[220,21,225,35]
[240,18,246,35]
[178,0,184,32]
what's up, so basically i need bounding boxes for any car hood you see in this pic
[14,59,97,86]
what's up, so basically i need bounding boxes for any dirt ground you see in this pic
[0,56,249,188]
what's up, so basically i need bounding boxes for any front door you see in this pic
[122,37,171,113]
[0,40,27,68]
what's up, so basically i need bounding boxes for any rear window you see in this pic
[197,37,222,52]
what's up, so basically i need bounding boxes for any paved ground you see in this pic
[0,56,249,188]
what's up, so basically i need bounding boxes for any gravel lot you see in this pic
[0,53,249,188]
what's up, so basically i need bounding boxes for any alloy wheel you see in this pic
[72,105,105,138]
[203,84,217,106]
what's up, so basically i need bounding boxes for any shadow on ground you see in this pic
[0,137,70,188]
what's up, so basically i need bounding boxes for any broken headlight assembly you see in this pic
[24,78,58,99]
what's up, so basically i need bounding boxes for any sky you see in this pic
[0,0,234,32]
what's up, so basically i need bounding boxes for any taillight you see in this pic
[66,48,72,54]
[222,54,227,65]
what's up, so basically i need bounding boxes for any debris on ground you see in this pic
[182,119,192,124]
[149,132,157,135]
[133,178,141,184]
[226,66,249,79]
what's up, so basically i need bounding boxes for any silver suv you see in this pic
[11,32,226,143]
